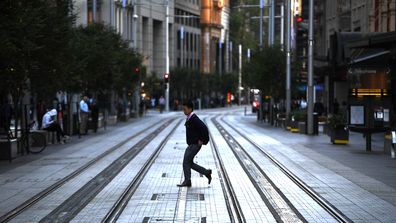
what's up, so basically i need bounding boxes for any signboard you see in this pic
[348,67,390,89]
[350,105,365,125]
[392,131,396,144]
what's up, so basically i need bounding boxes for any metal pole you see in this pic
[280,3,284,50]
[206,32,210,73]
[219,40,222,75]
[260,0,263,48]
[181,26,184,67]
[270,0,275,46]
[238,44,242,106]
[93,0,97,22]
[268,0,271,46]
[229,41,233,72]
[286,0,291,117]
[165,0,170,112]
[247,48,251,106]
[307,0,314,135]
[133,15,137,48]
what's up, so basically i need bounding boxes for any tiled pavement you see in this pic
[1,108,396,222]
[225,112,396,222]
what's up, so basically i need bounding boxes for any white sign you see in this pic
[350,105,364,125]
[180,26,184,40]
[392,131,396,144]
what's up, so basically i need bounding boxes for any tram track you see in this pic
[212,117,306,223]
[37,118,179,222]
[0,118,175,223]
[204,117,246,223]
[219,116,352,223]
[102,119,182,223]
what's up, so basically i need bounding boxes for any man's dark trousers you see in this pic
[183,144,208,182]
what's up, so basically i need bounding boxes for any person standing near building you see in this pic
[177,101,212,187]
[79,96,89,135]
[159,96,165,113]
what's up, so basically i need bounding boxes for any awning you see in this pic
[349,48,390,64]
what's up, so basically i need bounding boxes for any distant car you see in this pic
[252,100,260,113]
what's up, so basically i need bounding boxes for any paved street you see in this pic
[1,107,396,223]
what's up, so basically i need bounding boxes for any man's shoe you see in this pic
[206,169,212,185]
[177,181,191,187]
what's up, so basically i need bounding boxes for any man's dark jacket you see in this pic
[185,113,208,146]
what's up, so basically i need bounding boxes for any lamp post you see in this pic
[286,0,291,117]
[238,44,242,106]
[165,0,170,112]
[307,0,314,135]
[260,0,263,48]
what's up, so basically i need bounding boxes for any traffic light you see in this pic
[164,73,169,83]
[134,67,140,73]
[297,16,303,23]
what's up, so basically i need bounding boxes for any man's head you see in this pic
[183,100,194,116]
[83,96,88,102]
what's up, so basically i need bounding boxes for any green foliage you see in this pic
[288,109,307,122]
[169,68,238,101]
[243,45,286,99]
[68,23,143,94]
[0,0,74,99]
[0,1,143,101]
[327,114,347,129]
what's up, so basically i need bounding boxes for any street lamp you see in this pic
[165,0,170,112]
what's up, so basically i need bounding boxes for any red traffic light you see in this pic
[164,73,169,83]
[134,67,140,73]
[297,17,303,23]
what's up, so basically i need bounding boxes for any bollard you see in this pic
[391,131,396,159]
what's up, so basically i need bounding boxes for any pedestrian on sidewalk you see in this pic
[79,96,89,135]
[177,100,212,187]
[159,96,165,113]
[42,109,69,144]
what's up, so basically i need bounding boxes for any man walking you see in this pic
[177,101,212,187]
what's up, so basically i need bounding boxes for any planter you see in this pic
[107,115,118,126]
[288,121,299,133]
[330,127,349,144]
[0,138,18,162]
[298,122,307,134]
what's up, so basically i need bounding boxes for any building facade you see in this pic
[174,0,201,70]
[73,0,175,78]
[200,0,230,74]
[369,0,396,32]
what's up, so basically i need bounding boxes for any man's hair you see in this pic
[183,100,194,111]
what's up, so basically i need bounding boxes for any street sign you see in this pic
[122,0,127,8]
[392,131,396,144]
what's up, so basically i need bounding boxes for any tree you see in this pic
[243,45,286,100]
[68,23,143,95]
[0,0,74,100]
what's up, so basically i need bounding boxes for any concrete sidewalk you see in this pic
[240,114,396,204]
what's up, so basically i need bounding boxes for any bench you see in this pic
[31,130,50,146]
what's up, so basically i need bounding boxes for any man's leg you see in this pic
[44,124,62,142]
[189,145,209,175]
[182,145,199,182]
